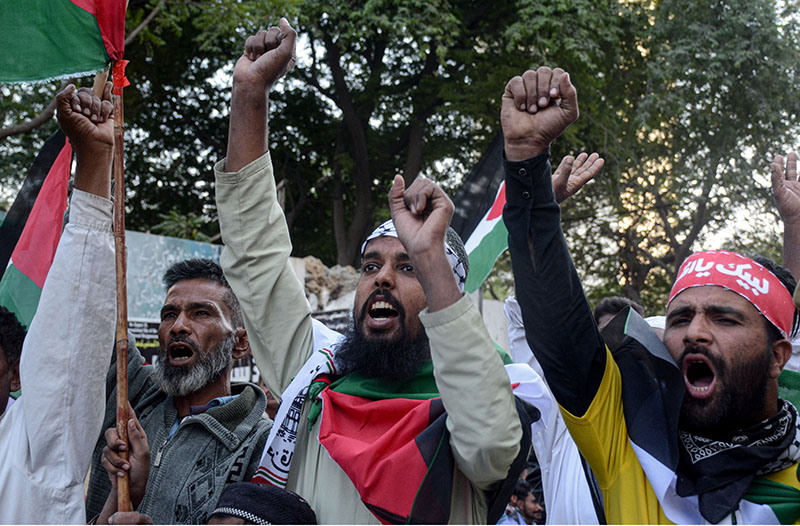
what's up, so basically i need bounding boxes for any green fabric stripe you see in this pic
[0,0,109,83]
[744,474,800,524]
[465,220,508,293]
[779,369,800,408]
[0,263,41,327]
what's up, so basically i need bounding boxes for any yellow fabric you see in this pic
[560,347,673,524]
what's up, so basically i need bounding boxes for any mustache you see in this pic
[357,288,407,323]
[164,334,201,355]
[678,344,725,372]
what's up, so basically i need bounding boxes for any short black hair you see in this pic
[593,296,645,323]
[512,479,534,501]
[749,254,799,341]
[162,259,244,329]
[0,306,26,370]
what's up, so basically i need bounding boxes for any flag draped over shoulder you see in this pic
[0,0,126,83]
[0,131,72,327]
[450,134,508,293]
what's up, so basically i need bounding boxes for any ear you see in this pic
[9,362,20,392]
[231,328,250,361]
[770,338,793,379]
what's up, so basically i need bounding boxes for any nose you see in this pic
[684,315,712,346]
[373,263,396,290]
[170,311,191,336]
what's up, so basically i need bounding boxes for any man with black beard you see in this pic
[502,65,800,523]
[214,20,529,524]
[85,259,272,524]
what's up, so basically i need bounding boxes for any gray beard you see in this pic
[152,333,234,397]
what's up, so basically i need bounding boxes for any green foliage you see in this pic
[1,0,798,313]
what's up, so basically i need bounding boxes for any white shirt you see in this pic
[0,190,115,524]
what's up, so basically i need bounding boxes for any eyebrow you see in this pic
[160,301,219,316]
[361,251,411,262]
[666,304,746,321]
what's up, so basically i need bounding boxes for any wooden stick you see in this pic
[112,61,132,513]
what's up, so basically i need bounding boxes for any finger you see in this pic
[388,175,407,218]
[104,427,126,452]
[280,18,298,72]
[277,18,298,70]
[76,88,94,117]
[558,72,579,122]
[102,448,130,475]
[788,152,798,181]
[505,75,527,112]
[536,66,552,108]
[409,179,433,216]
[56,84,77,116]
[128,407,149,453]
[552,155,574,198]
[88,91,101,122]
[550,68,565,99]
[571,152,589,172]
[771,156,785,196]
[264,26,281,53]
[578,155,604,181]
[522,70,538,113]
[245,31,264,61]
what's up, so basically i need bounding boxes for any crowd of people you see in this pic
[1,17,800,525]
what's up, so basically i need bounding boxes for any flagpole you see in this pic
[111,61,132,513]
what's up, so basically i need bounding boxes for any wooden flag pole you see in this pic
[111,61,132,513]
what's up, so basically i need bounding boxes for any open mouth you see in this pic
[167,341,195,365]
[682,353,717,399]
[369,300,399,321]
[364,296,401,331]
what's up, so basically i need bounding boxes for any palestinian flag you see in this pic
[0,131,72,327]
[450,134,508,294]
[0,0,126,84]
[309,362,536,524]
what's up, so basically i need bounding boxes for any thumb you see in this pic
[277,18,297,68]
[771,157,785,198]
[56,84,77,115]
[388,175,406,218]
[559,73,579,122]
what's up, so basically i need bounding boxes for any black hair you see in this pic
[512,479,534,501]
[0,306,26,369]
[162,258,244,329]
[593,296,645,323]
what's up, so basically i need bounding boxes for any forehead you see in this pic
[164,278,229,309]
[361,236,406,260]
[667,285,759,317]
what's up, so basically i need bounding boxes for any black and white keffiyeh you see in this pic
[360,219,469,292]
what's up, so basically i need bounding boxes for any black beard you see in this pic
[679,343,772,438]
[335,293,431,381]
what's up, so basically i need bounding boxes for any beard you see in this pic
[335,291,431,381]
[152,333,234,397]
[679,343,772,437]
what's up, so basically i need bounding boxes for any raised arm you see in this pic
[501,67,606,417]
[215,20,316,396]
[390,176,522,487]
[15,84,115,509]
[770,152,800,279]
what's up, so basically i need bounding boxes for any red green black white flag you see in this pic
[0,0,126,84]
[0,131,72,327]
[450,134,508,293]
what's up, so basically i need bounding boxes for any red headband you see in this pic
[668,251,795,338]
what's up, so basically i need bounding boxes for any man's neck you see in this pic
[173,377,231,417]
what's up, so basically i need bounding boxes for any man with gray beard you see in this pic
[85,259,271,524]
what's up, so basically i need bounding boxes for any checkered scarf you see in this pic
[676,399,800,522]
[360,220,469,292]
